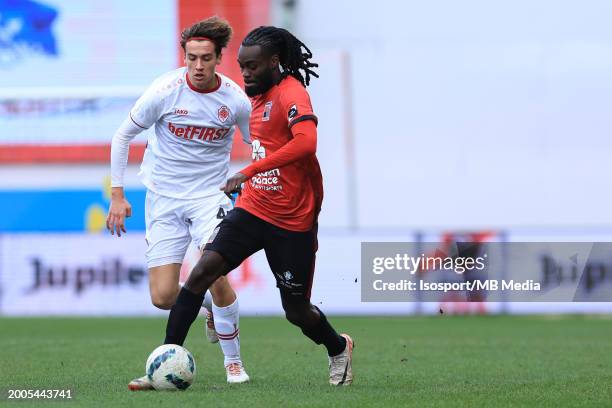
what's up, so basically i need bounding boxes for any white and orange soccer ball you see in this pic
[145,344,196,390]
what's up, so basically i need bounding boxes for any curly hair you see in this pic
[180,16,232,56]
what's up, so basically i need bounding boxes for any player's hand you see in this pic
[221,172,247,195]
[106,193,132,237]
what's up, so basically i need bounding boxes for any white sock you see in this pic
[212,299,241,366]
[202,290,213,310]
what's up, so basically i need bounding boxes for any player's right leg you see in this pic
[129,190,191,391]
[264,222,354,386]
[148,263,181,310]
[129,262,186,391]
[143,190,191,310]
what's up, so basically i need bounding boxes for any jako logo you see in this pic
[26,257,146,295]
[175,108,188,115]
[0,0,59,64]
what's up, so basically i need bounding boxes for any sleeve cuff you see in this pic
[240,165,258,179]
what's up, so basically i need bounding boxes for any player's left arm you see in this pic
[236,96,252,144]
[221,85,317,193]
[221,119,317,193]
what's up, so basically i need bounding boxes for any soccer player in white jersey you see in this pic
[106,17,251,388]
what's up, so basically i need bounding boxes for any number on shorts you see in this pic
[216,207,226,219]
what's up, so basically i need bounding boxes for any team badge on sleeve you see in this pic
[218,105,230,122]
[288,104,298,120]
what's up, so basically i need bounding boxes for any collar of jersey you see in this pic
[186,72,222,94]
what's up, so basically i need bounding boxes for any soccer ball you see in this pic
[145,344,196,390]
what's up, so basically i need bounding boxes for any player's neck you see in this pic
[187,73,221,93]
[259,69,282,95]
[271,68,282,86]
[201,74,220,91]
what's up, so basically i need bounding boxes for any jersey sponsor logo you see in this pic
[218,105,230,122]
[251,140,266,160]
[288,104,298,120]
[174,108,189,115]
[262,101,273,121]
[250,140,283,191]
[250,168,282,191]
[168,122,231,142]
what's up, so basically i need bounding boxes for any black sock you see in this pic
[164,287,204,345]
[301,306,347,356]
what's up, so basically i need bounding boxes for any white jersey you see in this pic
[111,67,251,199]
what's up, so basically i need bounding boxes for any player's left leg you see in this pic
[263,223,354,386]
[163,208,264,355]
[208,276,249,383]
[282,298,354,386]
[187,195,249,383]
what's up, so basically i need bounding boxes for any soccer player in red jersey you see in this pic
[162,26,354,386]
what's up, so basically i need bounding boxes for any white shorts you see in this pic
[144,189,233,268]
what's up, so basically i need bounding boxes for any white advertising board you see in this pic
[1,231,610,316]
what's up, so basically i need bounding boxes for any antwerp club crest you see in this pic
[218,105,230,122]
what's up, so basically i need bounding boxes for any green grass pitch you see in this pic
[1,315,611,407]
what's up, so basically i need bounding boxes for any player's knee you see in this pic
[150,290,176,310]
[283,301,310,327]
[209,275,236,303]
[189,257,215,283]
[284,308,303,326]
[185,250,227,293]
[210,275,230,294]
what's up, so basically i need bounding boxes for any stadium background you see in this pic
[1,0,611,317]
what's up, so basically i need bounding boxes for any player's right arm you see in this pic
[107,116,143,236]
[107,78,167,237]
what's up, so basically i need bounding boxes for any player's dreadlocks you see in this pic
[242,26,319,87]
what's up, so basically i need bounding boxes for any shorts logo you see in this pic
[275,271,303,289]
[216,207,226,219]
[252,140,266,161]
[207,226,221,244]
[174,108,188,115]
[218,105,230,122]
[262,101,273,121]
[288,104,298,120]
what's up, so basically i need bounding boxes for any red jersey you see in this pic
[236,76,323,232]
